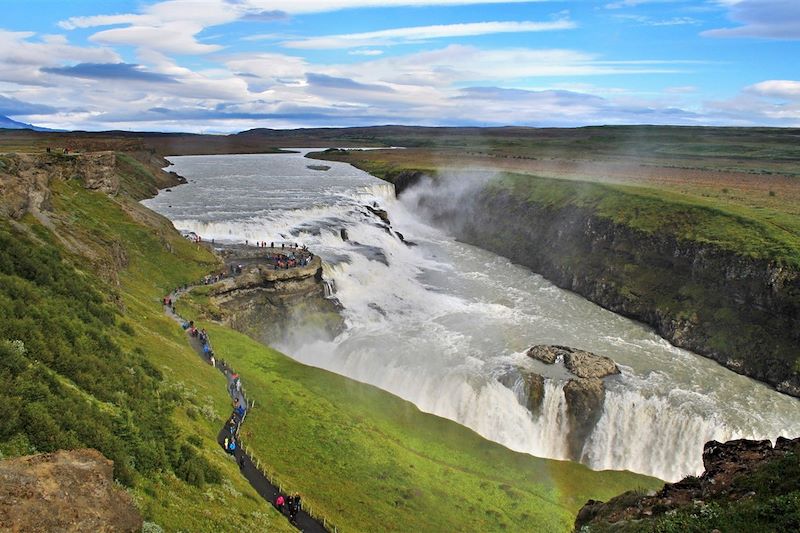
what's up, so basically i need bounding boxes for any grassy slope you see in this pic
[181,295,661,532]
[10,173,294,531]
[490,172,800,268]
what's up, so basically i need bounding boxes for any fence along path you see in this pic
[165,286,333,533]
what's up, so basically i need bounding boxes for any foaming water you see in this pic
[144,151,800,481]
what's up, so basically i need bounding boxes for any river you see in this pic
[143,151,800,482]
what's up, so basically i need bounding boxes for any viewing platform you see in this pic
[191,240,323,287]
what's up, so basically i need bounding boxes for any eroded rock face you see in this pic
[563,378,606,460]
[0,448,142,532]
[499,370,546,414]
[211,256,344,345]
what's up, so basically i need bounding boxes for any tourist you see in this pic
[276,494,286,514]
[289,493,301,523]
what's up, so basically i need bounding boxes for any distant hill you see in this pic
[0,115,53,131]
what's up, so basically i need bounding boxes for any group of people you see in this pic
[223,414,240,458]
[169,281,312,530]
[203,272,227,285]
[275,493,303,524]
[266,251,313,270]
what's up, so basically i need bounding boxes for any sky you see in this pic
[1,0,799,132]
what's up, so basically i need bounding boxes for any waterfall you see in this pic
[144,152,800,483]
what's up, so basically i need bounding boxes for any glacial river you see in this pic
[143,151,800,482]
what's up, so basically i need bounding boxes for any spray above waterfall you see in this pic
[143,151,800,483]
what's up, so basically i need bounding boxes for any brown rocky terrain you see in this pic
[0,449,142,532]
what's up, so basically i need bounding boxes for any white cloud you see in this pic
[0,30,120,86]
[55,0,561,56]
[664,85,698,94]
[746,80,800,99]
[605,0,687,9]
[703,0,800,40]
[282,19,576,49]
[327,45,686,89]
[348,49,384,56]
[59,0,549,29]
[239,0,548,15]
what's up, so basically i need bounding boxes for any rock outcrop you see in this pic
[0,448,142,532]
[575,437,800,531]
[525,345,620,460]
[526,345,620,379]
[210,248,343,345]
[563,378,606,460]
[563,349,620,379]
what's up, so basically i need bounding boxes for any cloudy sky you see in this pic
[1,0,799,131]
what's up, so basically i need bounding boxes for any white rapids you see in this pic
[143,151,800,482]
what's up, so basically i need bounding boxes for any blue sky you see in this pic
[1,0,799,131]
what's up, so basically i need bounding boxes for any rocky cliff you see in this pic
[0,449,142,532]
[0,151,184,221]
[410,183,800,398]
[209,253,343,346]
[575,437,800,532]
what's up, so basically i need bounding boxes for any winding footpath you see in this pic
[165,285,328,533]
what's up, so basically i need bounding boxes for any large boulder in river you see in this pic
[365,204,391,225]
[563,349,620,379]
[526,345,567,364]
[527,345,619,378]
[563,378,606,461]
